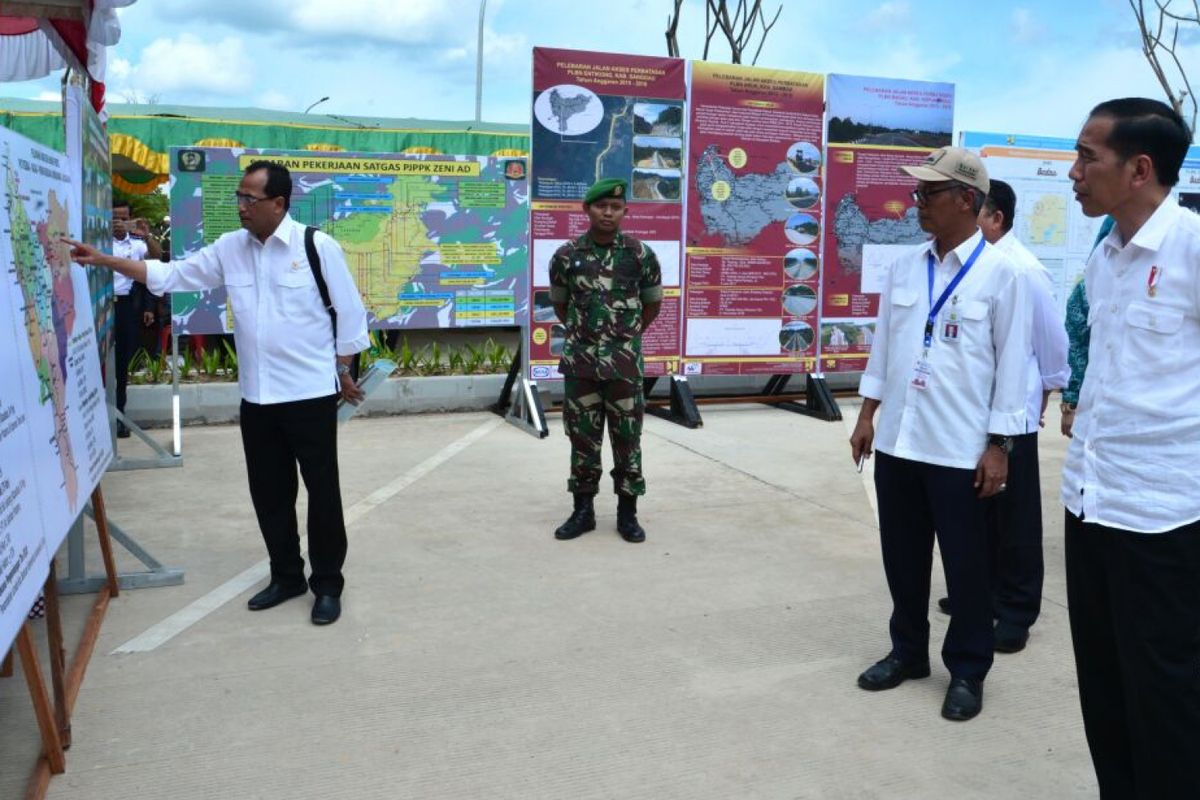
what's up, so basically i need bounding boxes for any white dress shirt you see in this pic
[995,232,1070,431]
[145,215,370,405]
[860,228,1030,469]
[111,235,147,296]
[1062,197,1200,533]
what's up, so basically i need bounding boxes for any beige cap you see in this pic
[899,146,989,194]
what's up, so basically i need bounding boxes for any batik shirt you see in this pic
[548,232,663,380]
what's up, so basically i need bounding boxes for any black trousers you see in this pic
[874,451,994,681]
[239,394,347,597]
[988,431,1043,634]
[113,294,139,415]
[1065,510,1200,799]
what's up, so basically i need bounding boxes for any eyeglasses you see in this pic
[234,192,273,207]
[910,184,961,205]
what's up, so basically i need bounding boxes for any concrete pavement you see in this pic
[0,403,1097,798]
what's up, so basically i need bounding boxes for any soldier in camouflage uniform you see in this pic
[549,178,663,543]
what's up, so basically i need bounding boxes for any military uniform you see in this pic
[549,230,663,496]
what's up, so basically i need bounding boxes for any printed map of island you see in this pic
[694,145,801,246]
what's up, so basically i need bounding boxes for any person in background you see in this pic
[1060,216,1114,438]
[936,179,1069,655]
[111,199,161,436]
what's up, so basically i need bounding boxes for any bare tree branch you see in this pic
[1129,0,1198,133]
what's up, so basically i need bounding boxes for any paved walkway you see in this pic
[1,404,1097,798]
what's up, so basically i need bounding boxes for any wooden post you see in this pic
[1,649,12,678]
[89,489,120,597]
[15,624,66,774]
[43,562,71,748]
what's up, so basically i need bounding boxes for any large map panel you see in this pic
[1,125,112,654]
[681,62,824,376]
[527,47,686,381]
[819,75,954,373]
[169,149,529,333]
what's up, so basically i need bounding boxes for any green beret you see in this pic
[583,178,627,205]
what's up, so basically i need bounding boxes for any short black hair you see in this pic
[244,160,292,211]
[1089,97,1191,187]
[984,179,1016,232]
[112,198,131,213]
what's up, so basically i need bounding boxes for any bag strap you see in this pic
[304,226,337,342]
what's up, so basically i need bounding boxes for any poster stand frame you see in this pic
[492,337,548,438]
[5,488,120,800]
[643,375,702,428]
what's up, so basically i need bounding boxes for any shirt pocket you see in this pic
[940,300,989,386]
[275,267,325,322]
[223,272,255,320]
[1120,302,1183,374]
[886,288,919,336]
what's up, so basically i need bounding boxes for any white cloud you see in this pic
[866,1,911,30]
[257,90,294,111]
[128,34,251,96]
[1010,8,1045,44]
[34,90,61,102]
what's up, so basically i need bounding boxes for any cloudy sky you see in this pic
[10,0,1198,141]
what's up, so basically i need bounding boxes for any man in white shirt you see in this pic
[849,147,1030,722]
[936,180,1070,654]
[111,199,161,437]
[66,161,369,626]
[1062,97,1200,798]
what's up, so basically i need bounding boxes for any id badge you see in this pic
[940,311,961,343]
[910,355,933,391]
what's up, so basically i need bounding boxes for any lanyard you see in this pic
[924,236,986,348]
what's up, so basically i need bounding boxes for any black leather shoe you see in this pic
[247,581,307,611]
[936,596,951,615]
[941,678,983,721]
[116,423,131,439]
[616,495,645,543]
[857,655,931,691]
[311,595,341,625]
[556,494,596,540]
[994,625,1029,653]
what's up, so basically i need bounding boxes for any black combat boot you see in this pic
[555,493,596,540]
[616,495,645,543]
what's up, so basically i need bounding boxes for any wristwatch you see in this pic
[1060,402,1076,414]
[336,363,351,376]
[987,434,1013,455]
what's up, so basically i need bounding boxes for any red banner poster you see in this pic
[819,74,953,373]
[527,47,686,380]
[680,62,824,376]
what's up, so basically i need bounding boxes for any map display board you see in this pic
[169,148,529,333]
[0,125,112,655]
[819,75,953,373]
[679,63,825,376]
[961,132,1107,311]
[527,47,686,380]
[64,85,114,368]
[1182,148,1200,215]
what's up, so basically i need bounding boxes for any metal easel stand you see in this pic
[764,372,843,421]
[491,338,548,439]
[57,501,185,594]
[643,375,703,428]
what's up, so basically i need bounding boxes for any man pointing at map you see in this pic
[64,160,369,626]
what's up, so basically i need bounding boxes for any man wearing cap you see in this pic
[935,179,1070,654]
[549,178,663,543]
[849,147,1031,721]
